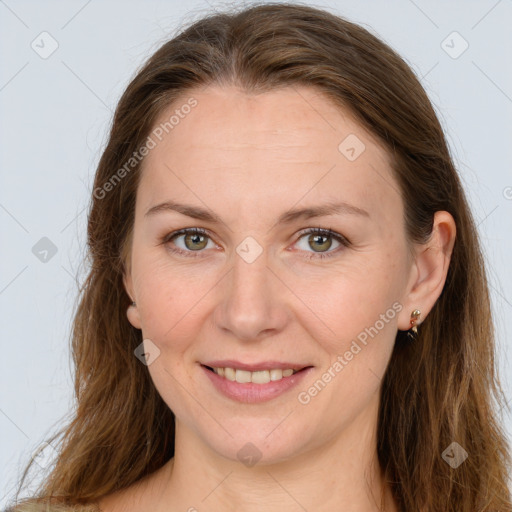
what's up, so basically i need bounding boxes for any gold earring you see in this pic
[407,309,421,339]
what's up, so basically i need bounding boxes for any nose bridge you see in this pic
[231,244,270,301]
[216,239,289,340]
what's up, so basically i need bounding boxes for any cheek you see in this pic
[294,253,402,343]
[294,251,402,401]
[298,304,398,436]
[135,262,207,416]
[132,255,207,350]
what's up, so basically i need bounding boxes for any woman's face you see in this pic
[124,85,416,464]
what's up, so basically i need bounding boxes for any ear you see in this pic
[397,210,456,331]
[123,269,142,330]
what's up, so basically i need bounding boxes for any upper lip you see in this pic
[202,360,312,371]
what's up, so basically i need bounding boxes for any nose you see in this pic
[214,245,291,342]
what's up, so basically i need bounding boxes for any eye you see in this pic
[161,226,350,260]
[294,227,350,260]
[162,227,216,257]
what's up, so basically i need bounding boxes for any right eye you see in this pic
[162,227,217,257]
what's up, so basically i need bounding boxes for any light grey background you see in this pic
[1,0,511,506]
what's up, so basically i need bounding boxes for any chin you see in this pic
[195,417,318,468]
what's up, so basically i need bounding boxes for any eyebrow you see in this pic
[144,199,370,224]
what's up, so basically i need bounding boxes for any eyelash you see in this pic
[160,227,350,261]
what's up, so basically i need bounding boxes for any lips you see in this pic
[200,360,314,403]
[200,365,313,404]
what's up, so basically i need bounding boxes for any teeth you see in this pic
[235,370,252,383]
[224,367,236,381]
[270,369,283,381]
[252,370,271,384]
[212,367,299,384]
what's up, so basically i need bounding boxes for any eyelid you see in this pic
[295,227,350,246]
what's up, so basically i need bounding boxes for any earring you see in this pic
[131,301,137,307]
[407,309,421,340]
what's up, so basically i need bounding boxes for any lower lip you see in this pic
[201,364,314,403]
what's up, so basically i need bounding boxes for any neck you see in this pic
[151,395,397,512]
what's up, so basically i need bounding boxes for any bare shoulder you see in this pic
[3,491,130,512]
[3,503,101,512]
[6,462,173,512]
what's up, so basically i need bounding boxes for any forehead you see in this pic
[137,85,401,225]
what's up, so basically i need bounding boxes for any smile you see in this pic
[201,363,314,403]
[207,366,300,384]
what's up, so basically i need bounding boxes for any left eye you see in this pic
[161,227,350,260]
[293,228,350,260]
[297,228,343,257]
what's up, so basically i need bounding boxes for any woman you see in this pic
[7,3,511,511]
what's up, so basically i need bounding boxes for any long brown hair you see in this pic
[8,3,511,511]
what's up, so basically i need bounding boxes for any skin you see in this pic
[98,85,456,512]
